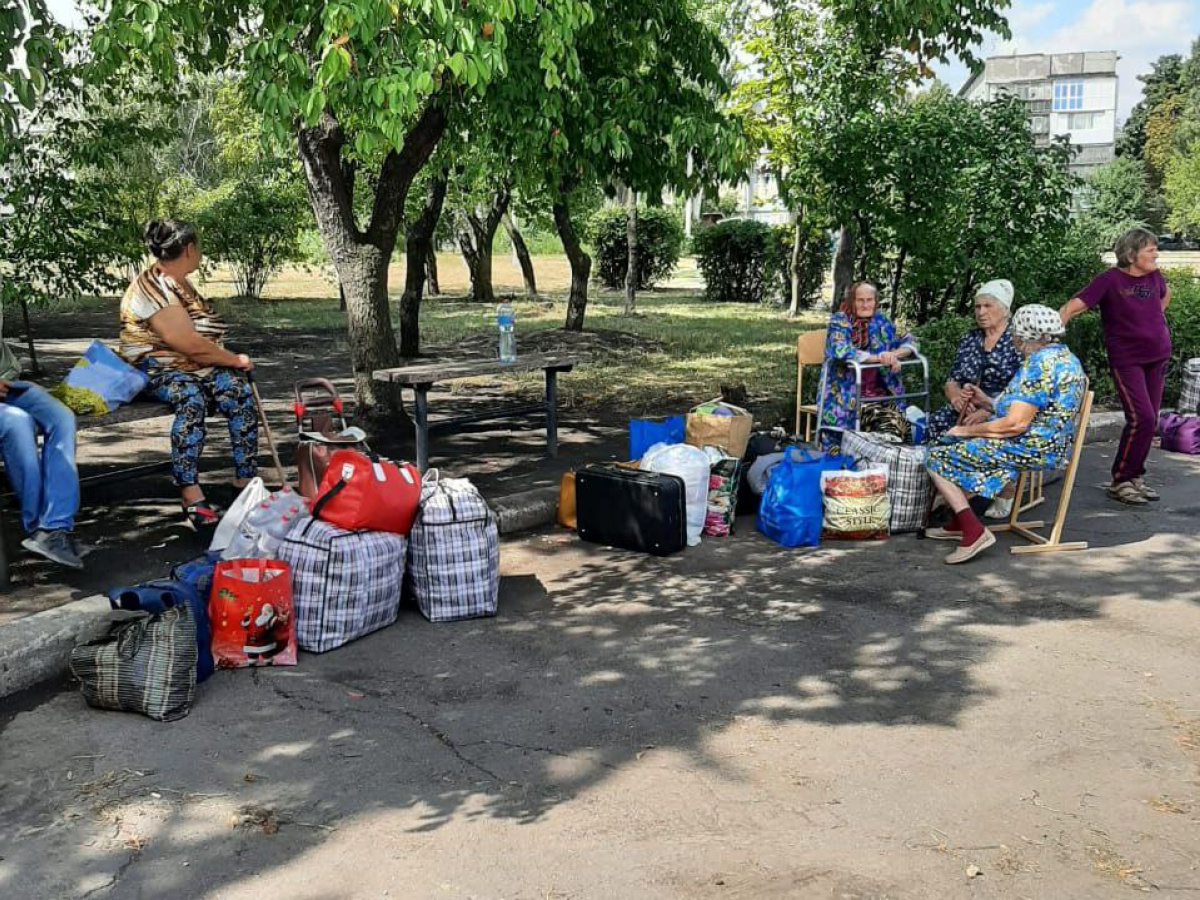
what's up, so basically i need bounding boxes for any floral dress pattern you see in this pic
[818,311,917,451]
[924,328,1022,442]
[926,344,1085,498]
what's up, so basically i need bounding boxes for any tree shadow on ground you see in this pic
[9,446,1198,897]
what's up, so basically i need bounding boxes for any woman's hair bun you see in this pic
[144,219,197,261]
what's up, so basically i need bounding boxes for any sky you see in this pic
[933,0,1200,121]
[45,0,1200,123]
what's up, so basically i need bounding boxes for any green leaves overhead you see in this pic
[91,0,590,155]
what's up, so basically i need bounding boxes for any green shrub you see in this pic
[913,313,976,394]
[693,218,774,303]
[588,205,684,290]
[766,222,832,310]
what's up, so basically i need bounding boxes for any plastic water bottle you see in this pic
[497,301,517,363]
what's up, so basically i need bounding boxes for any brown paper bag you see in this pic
[685,401,753,458]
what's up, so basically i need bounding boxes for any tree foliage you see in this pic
[0,42,151,317]
[589,205,683,291]
[1165,147,1200,236]
[1081,156,1161,244]
[0,1,59,137]
[833,91,1079,323]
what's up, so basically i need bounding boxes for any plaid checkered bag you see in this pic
[69,606,197,722]
[408,472,499,622]
[840,430,929,533]
[1180,358,1200,415]
[277,517,405,652]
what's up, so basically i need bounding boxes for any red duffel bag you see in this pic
[310,449,420,535]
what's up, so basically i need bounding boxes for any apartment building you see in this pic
[959,51,1119,180]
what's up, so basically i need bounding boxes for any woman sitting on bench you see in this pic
[925,304,1085,565]
[118,220,258,529]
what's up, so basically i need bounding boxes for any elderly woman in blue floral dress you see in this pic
[818,281,917,451]
[925,304,1085,564]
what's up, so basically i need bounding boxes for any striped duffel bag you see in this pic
[70,606,197,722]
[1180,358,1200,415]
[407,471,499,622]
[277,517,406,652]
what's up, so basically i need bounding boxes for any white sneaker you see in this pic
[985,497,1014,520]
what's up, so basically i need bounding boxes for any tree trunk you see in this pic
[399,172,448,358]
[554,196,591,332]
[18,296,39,377]
[891,247,907,318]
[832,224,856,312]
[788,215,803,317]
[623,190,638,315]
[456,215,481,295]
[425,245,440,296]
[456,191,510,304]
[503,211,538,299]
[297,102,446,419]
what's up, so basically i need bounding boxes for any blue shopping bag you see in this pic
[629,415,685,461]
[757,447,844,548]
[58,340,148,413]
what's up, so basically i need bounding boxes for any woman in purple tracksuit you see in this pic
[1059,228,1171,506]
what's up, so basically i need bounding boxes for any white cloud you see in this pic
[1007,1,1056,33]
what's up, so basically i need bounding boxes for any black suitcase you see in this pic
[576,464,687,556]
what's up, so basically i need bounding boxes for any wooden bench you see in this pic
[373,354,580,472]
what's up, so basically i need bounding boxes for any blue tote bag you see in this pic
[629,415,685,461]
[757,448,844,548]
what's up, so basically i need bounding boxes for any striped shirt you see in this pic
[119,268,228,375]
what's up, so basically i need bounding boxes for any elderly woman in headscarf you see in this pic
[924,279,1023,518]
[817,281,917,450]
[924,304,1085,565]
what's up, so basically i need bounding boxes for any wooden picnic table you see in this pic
[373,353,580,472]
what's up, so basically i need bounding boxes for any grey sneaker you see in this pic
[22,530,84,570]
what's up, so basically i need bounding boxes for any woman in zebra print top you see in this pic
[119,220,260,529]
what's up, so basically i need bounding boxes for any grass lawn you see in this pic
[196,256,826,424]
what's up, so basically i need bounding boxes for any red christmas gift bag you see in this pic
[209,559,297,668]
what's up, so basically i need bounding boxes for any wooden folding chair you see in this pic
[990,387,1094,555]
[795,329,827,442]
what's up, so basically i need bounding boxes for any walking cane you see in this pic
[247,370,287,487]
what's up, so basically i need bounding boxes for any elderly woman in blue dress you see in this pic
[818,281,917,450]
[924,279,1023,517]
[924,304,1085,564]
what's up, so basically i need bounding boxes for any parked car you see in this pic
[1157,234,1199,251]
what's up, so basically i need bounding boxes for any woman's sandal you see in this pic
[183,499,223,529]
[1106,480,1148,505]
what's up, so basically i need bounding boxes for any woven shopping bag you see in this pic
[408,470,500,622]
[69,606,197,722]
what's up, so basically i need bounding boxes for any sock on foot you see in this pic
[957,508,984,546]
[944,510,962,533]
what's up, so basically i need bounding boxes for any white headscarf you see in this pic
[975,279,1014,310]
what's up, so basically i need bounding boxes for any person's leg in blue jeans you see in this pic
[0,382,82,567]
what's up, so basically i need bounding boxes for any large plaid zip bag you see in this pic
[277,516,406,653]
[408,470,500,622]
[69,605,197,722]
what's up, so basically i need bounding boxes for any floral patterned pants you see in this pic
[146,367,259,486]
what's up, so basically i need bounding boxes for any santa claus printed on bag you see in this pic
[239,601,291,665]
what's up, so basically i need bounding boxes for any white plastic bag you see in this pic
[640,442,710,547]
[221,486,309,560]
[209,477,269,552]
